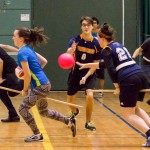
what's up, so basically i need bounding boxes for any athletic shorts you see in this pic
[141,65,150,85]
[95,68,105,79]
[119,72,148,107]
[67,74,96,95]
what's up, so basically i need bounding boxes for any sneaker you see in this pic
[142,137,150,147]
[85,121,96,131]
[1,116,20,122]
[69,118,76,137]
[67,108,80,119]
[24,133,43,142]
[98,92,103,98]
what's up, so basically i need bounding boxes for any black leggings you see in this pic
[0,73,23,117]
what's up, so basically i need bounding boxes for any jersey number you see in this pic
[81,53,86,60]
[116,47,131,61]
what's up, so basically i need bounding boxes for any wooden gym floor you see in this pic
[0,91,150,150]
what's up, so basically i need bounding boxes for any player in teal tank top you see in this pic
[18,45,49,88]
[12,27,76,142]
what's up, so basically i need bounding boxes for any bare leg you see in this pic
[86,90,94,123]
[98,79,104,97]
[135,106,150,127]
[121,107,150,133]
[99,79,104,90]
[67,94,76,113]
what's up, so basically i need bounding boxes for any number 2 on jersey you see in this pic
[116,47,132,61]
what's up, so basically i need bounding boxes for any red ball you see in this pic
[58,53,75,69]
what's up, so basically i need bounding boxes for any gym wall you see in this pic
[0,0,32,59]
[0,0,141,90]
[33,0,141,90]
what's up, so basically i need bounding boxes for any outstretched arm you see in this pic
[36,53,48,68]
[77,60,99,85]
[0,44,18,52]
[0,44,47,68]
[132,47,143,59]
[76,61,99,70]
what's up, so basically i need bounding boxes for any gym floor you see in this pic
[0,91,149,150]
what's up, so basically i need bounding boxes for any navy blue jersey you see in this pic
[68,34,101,77]
[100,42,142,83]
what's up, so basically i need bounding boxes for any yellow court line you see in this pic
[32,106,54,150]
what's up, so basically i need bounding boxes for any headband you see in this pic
[98,30,111,39]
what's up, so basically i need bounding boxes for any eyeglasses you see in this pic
[82,23,92,27]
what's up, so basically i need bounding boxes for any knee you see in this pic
[39,110,48,117]
[19,103,27,116]
[121,111,132,121]
[135,106,142,114]
[86,90,94,100]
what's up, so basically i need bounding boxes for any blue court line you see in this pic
[94,97,146,139]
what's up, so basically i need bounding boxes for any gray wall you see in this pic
[0,0,32,59]
[0,0,32,44]
[0,0,141,90]
[33,0,140,90]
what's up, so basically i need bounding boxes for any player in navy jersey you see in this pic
[77,23,150,147]
[132,38,150,104]
[12,27,76,142]
[66,16,101,131]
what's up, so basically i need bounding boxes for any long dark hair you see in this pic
[16,27,49,47]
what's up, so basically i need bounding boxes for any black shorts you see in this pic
[119,72,148,107]
[67,74,96,95]
[95,69,105,79]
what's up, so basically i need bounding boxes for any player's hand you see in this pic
[80,77,86,85]
[21,90,28,96]
[0,78,6,84]
[114,87,120,95]
[71,42,78,53]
